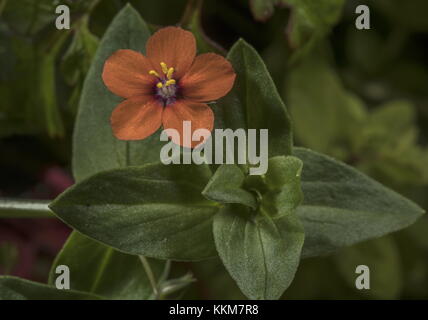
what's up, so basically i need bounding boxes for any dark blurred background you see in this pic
[0,0,427,298]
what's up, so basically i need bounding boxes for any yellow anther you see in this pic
[166,67,174,79]
[149,70,160,77]
[165,79,176,86]
[156,82,163,88]
[160,62,168,74]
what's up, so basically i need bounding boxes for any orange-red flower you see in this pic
[102,26,236,148]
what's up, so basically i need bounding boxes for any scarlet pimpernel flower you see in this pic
[102,26,236,148]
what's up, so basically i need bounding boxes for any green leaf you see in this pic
[25,31,70,138]
[202,164,258,210]
[286,54,366,159]
[293,147,425,258]
[73,5,162,182]
[213,205,304,299]
[333,236,402,299]
[1,0,56,36]
[61,24,99,86]
[262,156,303,218]
[356,100,416,150]
[185,0,225,54]
[36,38,68,138]
[48,231,164,300]
[0,276,101,300]
[249,0,276,22]
[202,156,303,218]
[50,163,218,261]
[353,100,428,187]
[283,0,345,56]
[214,39,292,160]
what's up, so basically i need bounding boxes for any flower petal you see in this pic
[162,100,214,148]
[111,96,163,140]
[146,27,196,79]
[102,49,155,99]
[180,53,236,102]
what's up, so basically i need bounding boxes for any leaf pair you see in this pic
[207,158,304,300]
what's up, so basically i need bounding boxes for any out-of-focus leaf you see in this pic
[186,0,225,54]
[1,0,56,35]
[333,236,402,299]
[346,28,386,75]
[0,24,68,138]
[34,32,69,138]
[405,217,428,250]
[355,101,428,187]
[249,0,277,22]
[61,24,99,86]
[283,0,345,57]
[131,0,188,26]
[286,55,366,159]
[372,0,428,32]
[0,276,101,300]
[48,231,164,300]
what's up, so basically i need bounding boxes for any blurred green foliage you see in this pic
[0,242,18,274]
[1,0,427,299]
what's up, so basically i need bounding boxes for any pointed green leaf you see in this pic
[202,164,257,209]
[48,231,164,300]
[294,147,425,258]
[214,39,292,159]
[0,276,101,300]
[73,5,162,182]
[213,205,304,299]
[202,156,303,217]
[262,156,303,218]
[50,163,218,261]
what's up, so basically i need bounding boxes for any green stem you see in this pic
[0,0,8,17]
[139,256,160,299]
[180,0,203,28]
[0,198,55,218]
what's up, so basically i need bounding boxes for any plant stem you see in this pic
[0,198,55,218]
[180,0,203,28]
[0,0,8,17]
[139,255,160,299]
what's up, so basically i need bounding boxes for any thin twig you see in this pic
[139,255,160,299]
